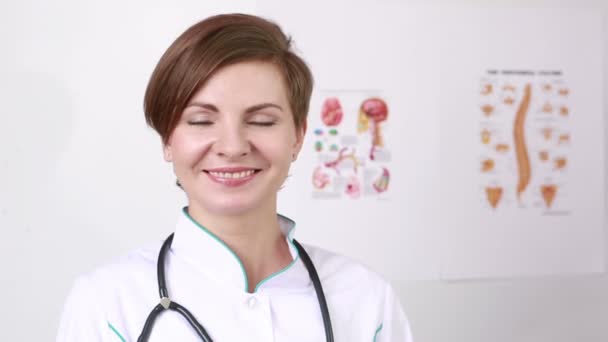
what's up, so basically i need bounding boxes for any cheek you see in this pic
[169,132,213,166]
[256,132,296,163]
[272,146,297,176]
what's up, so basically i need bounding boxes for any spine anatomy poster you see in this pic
[438,10,605,279]
[479,70,571,213]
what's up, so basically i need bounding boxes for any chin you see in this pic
[197,195,267,217]
[186,177,280,216]
[210,204,257,216]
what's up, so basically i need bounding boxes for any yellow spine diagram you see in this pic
[479,70,570,213]
[514,83,531,200]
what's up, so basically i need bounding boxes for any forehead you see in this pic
[189,60,290,108]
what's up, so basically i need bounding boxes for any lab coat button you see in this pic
[247,296,257,308]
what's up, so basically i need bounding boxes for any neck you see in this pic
[186,203,293,293]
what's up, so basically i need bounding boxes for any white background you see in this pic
[0,1,607,341]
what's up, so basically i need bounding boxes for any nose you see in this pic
[213,123,251,159]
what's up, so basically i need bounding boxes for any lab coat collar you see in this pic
[171,207,310,293]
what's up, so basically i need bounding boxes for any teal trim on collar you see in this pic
[373,323,383,342]
[182,207,250,292]
[182,208,299,293]
[253,214,300,293]
[107,322,126,342]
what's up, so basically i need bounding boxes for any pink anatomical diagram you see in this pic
[321,97,343,126]
[373,168,390,193]
[324,147,360,175]
[345,175,361,198]
[358,98,388,160]
[312,167,330,189]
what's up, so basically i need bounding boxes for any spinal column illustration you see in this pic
[514,83,532,201]
[358,98,388,160]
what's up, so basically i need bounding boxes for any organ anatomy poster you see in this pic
[310,91,391,200]
[438,10,605,279]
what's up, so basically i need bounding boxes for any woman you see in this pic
[57,13,413,342]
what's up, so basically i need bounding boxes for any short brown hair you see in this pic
[144,13,314,144]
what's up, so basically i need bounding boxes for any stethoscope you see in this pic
[137,233,334,341]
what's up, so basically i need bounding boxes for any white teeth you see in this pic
[209,170,255,179]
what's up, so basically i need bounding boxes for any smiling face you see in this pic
[163,60,306,217]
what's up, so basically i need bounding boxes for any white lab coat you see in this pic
[56,209,413,341]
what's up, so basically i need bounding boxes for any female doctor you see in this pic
[56,13,413,342]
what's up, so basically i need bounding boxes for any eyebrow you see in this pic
[185,102,283,113]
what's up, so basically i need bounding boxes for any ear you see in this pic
[293,120,307,158]
[163,143,173,162]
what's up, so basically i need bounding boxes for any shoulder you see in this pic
[57,241,163,340]
[82,240,161,286]
[65,240,163,306]
[297,242,390,294]
[297,243,414,341]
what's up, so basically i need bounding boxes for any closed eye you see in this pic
[188,121,213,126]
[248,121,276,127]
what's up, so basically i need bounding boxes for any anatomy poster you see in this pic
[278,83,442,282]
[311,91,391,200]
[438,10,605,279]
[478,70,571,213]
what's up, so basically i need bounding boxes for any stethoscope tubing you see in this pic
[137,233,334,342]
[293,239,334,342]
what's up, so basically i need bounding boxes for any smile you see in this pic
[208,170,255,179]
[203,168,261,187]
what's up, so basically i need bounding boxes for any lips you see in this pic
[203,167,261,187]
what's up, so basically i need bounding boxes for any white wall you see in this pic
[0,0,606,341]
[396,2,608,341]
